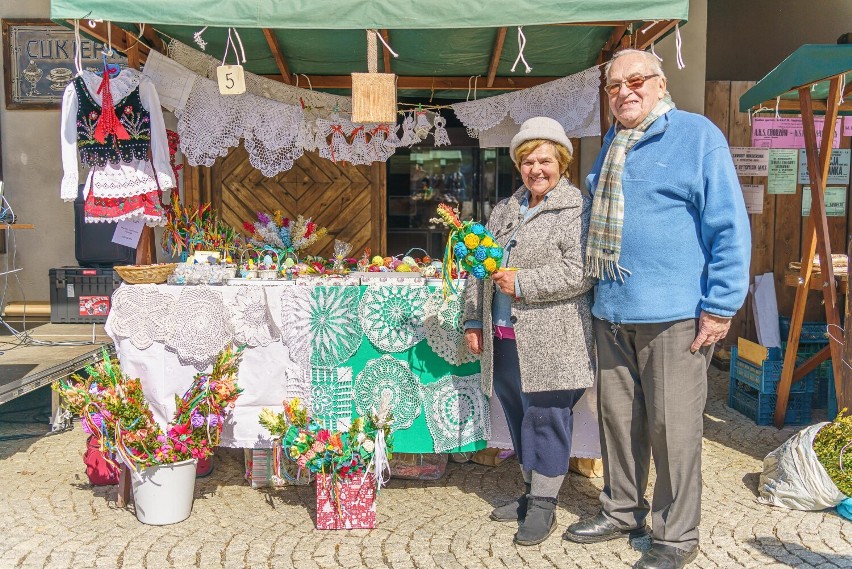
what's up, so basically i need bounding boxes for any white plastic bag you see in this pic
[758,422,847,510]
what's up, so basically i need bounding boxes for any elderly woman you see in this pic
[463,116,595,546]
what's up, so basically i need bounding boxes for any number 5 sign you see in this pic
[216,64,245,95]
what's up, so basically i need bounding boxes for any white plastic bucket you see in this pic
[131,458,198,525]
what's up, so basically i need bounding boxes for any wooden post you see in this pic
[774,76,843,427]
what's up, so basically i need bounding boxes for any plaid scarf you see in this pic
[585,96,676,281]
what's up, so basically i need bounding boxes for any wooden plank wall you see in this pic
[705,81,852,344]
[182,147,387,259]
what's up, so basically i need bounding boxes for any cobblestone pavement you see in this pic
[0,367,850,569]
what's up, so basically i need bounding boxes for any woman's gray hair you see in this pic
[604,49,665,81]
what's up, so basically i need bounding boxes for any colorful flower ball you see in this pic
[474,246,487,261]
[453,242,468,258]
[483,258,497,273]
[471,264,487,279]
[463,233,480,249]
[471,223,486,236]
[490,247,504,260]
[481,236,494,247]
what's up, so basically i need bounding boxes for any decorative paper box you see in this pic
[244,447,310,488]
[315,472,377,530]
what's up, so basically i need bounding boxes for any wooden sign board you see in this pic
[2,19,126,110]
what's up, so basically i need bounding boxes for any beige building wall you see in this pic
[1,0,73,303]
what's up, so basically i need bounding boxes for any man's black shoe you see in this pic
[563,512,648,544]
[633,543,698,569]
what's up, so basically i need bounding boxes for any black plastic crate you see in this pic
[49,267,121,323]
[74,185,136,267]
[728,376,812,426]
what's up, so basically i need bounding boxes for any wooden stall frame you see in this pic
[775,76,845,427]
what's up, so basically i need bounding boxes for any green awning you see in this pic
[739,44,852,115]
[51,0,688,29]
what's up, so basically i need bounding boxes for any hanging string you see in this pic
[510,26,532,74]
[73,20,83,74]
[193,26,208,51]
[368,29,399,59]
[123,23,147,51]
[650,41,662,62]
[775,96,781,118]
[839,74,846,105]
[104,21,114,56]
[674,23,685,69]
[221,27,247,66]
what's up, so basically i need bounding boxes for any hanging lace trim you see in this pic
[422,373,491,453]
[451,66,601,138]
[175,77,305,177]
[229,286,280,348]
[358,285,429,353]
[354,355,422,431]
[307,367,354,431]
[88,160,175,198]
[280,286,362,369]
[106,284,173,350]
[168,39,352,116]
[165,285,233,370]
[424,290,478,366]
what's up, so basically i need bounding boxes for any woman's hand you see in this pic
[491,269,518,296]
[465,328,483,354]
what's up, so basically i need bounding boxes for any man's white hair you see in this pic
[604,49,666,81]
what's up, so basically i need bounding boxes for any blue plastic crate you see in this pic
[730,347,814,395]
[728,376,813,426]
[779,315,833,344]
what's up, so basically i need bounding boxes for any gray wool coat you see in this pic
[463,177,596,396]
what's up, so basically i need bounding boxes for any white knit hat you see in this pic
[509,117,573,165]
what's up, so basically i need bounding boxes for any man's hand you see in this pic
[465,328,483,354]
[491,269,517,296]
[691,311,732,353]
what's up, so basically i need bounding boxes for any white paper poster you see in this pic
[112,219,144,248]
[798,149,851,185]
[741,183,764,214]
[731,147,769,177]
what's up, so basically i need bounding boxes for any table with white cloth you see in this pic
[104,282,599,457]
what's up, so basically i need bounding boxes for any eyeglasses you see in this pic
[604,74,659,95]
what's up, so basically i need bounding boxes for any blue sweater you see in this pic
[587,109,751,324]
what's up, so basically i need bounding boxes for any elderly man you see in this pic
[563,49,750,569]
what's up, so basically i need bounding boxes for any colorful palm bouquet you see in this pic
[242,211,328,258]
[161,195,241,260]
[258,396,393,482]
[53,346,244,472]
[433,203,504,293]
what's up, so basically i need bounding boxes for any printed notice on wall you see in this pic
[767,149,798,194]
[798,148,851,185]
[751,117,841,149]
[845,117,852,137]
[112,219,144,248]
[801,187,847,218]
[741,183,764,215]
[731,147,769,177]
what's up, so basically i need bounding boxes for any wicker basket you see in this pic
[114,263,178,284]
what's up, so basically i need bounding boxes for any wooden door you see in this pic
[200,146,386,258]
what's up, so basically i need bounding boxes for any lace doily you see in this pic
[359,285,429,353]
[142,50,196,112]
[229,286,280,348]
[451,66,600,139]
[168,39,352,115]
[424,291,478,366]
[422,373,491,453]
[354,355,422,430]
[106,284,172,350]
[280,286,362,369]
[175,77,305,177]
[165,285,233,369]
[307,367,354,431]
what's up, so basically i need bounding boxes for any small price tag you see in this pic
[217,64,246,95]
